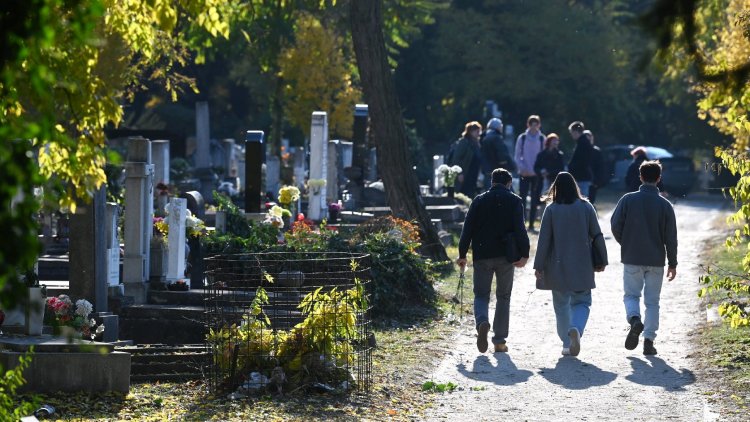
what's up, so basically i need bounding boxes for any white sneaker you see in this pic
[561,347,571,356]
[568,328,581,356]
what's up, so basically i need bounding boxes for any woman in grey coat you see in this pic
[534,172,608,356]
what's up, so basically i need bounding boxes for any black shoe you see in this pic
[476,321,490,353]
[643,339,657,355]
[625,316,644,350]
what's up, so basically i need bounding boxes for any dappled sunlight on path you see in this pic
[426,196,729,421]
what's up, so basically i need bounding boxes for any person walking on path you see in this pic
[457,168,529,354]
[450,121,483,197]
[584,129,607,204]
[533,172,607,357]
[610,160,677,356]
[481,118,514,190]
[567,121,595,198]
[514,115,546,231]
[534,132,565,195]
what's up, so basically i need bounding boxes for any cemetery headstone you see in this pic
[433,155,445,193]
[308,111,328,221]
[123,137,153,303]
[266,155,281,199]
[195,101,216,202]
[293,146,306,189]
[105,203,121,291]
[166,198,188,285]
[244,130,264,213]
[151,140,170,185]
[327,140,339,204]
[69,187,108,312]
[347,104,369,208]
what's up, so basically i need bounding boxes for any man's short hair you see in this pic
[491,168,513,185]
[639,160,662,183]
[527,115,541,126]
[568,121,585,132]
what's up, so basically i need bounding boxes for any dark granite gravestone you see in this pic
[68,187,108,312]
[244,130,264,213]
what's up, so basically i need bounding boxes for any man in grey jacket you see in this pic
[610,161,677,355]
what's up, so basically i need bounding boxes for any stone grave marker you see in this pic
[123,137,153,303]
[69,186,108,311]
[433,154,445,193]
[308,111,328,221]
[195,101,215,201]
[166,198,187,285]
[105,203,121,291]
[244,130,264,213]
[327,140,339,205]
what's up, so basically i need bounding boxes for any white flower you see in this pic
[451,165,463,174]
[308,178,326,189]
[269,205,285,218]
[437,164,449,172]
[96,325,105,335]
[90,318,97,327]
[75,299,93,318]
[186,214,202,228]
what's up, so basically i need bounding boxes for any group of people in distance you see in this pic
[446,115,607,231]
[455,116,678,358]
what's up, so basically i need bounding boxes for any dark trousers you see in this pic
[588,184,598,204]
[473,257,514,345]
[519,175,542,228]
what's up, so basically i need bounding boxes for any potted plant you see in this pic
[438,164,462,198]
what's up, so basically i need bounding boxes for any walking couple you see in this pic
[457,162,677,357]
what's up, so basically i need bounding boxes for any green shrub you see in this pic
[0,351,38,420]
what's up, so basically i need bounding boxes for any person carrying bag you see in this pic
[533,172,607,357]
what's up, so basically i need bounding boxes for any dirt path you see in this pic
[426,195,730,421]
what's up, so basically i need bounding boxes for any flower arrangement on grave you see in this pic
[153,209,206,240]
[437,164,463,187]
[328,201,342,223]
[262,205,291,229]
[306,178,326,195]
[44,295,105,339]
[278,185,300,208]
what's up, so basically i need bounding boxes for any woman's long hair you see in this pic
[544,172,585,204]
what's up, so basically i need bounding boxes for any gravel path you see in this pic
[426,196,729,421]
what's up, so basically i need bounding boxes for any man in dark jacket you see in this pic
[584,130,607,204]
[567,121,594,196]
[457,168,530,354]
[611,161,678,356]
[481,118,514,190]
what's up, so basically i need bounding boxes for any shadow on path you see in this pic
[456,354,533,386]
[625,356,696,391]
[538,357,617,390]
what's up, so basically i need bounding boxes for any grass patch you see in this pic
[699,215,750,417]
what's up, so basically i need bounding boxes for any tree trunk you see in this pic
[350,0,449,262]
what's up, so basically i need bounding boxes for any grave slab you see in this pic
[0,335,130,393]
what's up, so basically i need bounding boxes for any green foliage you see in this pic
[698,149,750,328]
[421,380,457,393]
[207,280,364,389]
[0,141,42,308]
[0,0,240,307]
[203,215,438,318]
[0,351,39,420]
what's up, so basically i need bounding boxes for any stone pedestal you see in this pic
[244,131,264,213]
[123,137,153,304]
[0,335,130,393]
[69,187,108,311]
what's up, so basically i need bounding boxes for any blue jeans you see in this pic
[552,290,592,347]
[623,264,664,341]
[473,257,514,345]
